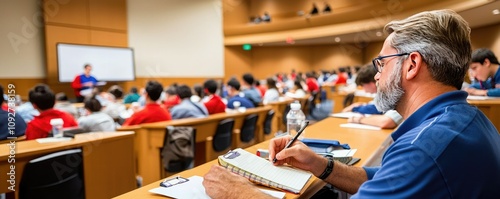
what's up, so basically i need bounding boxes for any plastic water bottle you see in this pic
[286,101,306,139]
[50,118,64,138]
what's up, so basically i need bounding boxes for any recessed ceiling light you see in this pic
[334,37,341,42]
[376,31,383,37]
[493,9,500,15]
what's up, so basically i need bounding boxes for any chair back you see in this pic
[161,126,196,173]
[263,110,275,135]
[62,127,87,138]
[213,118,235,152]
[20,149,85,199]
[240,114,258,142]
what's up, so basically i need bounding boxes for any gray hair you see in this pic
[385,9,471,90]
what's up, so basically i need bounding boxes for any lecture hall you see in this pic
[1,0,500,198]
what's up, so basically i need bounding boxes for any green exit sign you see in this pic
[242,44,252,51]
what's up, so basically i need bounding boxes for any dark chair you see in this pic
[263,110,275,141]
[206,119,235,162]
[343,93,355,108]
[161,126,196,177]
[62,127,87,138]
[235,114,259,149]
[19,149,85,199]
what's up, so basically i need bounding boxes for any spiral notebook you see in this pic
[218,148,312,194]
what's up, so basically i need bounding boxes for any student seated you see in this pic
[263,77,280,103]
[345,65,402,128]
[341,66,383,115]
[170,85,208,119]
[163,86,181,110]
[122,81,172,126]
[241,73,262,107]
[54,92,78,119]
[202,79,226,115]
[123,87,140,104]
[102,85,127,120]
[0,84,27,140]
[78,96,115,132]
[25,84,78,140]
[465,48,500,96]
[226,78,255,109]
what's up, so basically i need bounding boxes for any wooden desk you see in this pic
[117,106,272,185]
[115,117,393,199]
[0,132,136,199]
[468,99,500,131]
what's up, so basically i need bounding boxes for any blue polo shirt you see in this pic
[79,74,98,91]
[227,95,255,109]
[353,91,500,198]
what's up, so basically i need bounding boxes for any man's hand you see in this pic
[203,165,270,199]
[83,82,94,87]
[268,136,327,177]
[342,102,366,112]
[465,87,488,96]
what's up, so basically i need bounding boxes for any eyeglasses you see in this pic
[372,53,409,73]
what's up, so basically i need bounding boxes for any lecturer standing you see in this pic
[72,64,98,102]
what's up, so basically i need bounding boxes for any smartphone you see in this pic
[159,176,189,188]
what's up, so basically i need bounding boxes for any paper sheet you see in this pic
[36,137,72,143]
[467,95,500,100]
[340,123,382,130]
[149,176,285,199]
[330,112,371,119]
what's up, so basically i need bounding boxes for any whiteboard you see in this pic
[57,43,135,82]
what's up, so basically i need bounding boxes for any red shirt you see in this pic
[257,85,267,97]
[335,72,348,84]
[164,96,181,110]
[122,103,172,126]
[26,109,78,140]
[306,78,320,93]
[203,95,226,115]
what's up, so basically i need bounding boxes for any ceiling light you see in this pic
[493,9,500,15]
[334,37,341,43]
[376,31,383,37]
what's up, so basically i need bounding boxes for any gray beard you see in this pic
[375,62,405,112]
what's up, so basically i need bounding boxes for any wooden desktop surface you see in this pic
[114,117,394,199]
[467,99,500,132]
[0,132,137,199]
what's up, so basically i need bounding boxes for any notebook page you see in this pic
[149,176,286,199]
[340,123,382,130]
[221,148,311,192]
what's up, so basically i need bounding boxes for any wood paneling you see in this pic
[0,78,46,100]
[45,25,90,84]
[311,44,364,71]
[43,0,88,26]
[252,46,312,79]
[471,23,500,55]
[43,0,128,86]
[224,46,252,82]
[363,41,384,64]
[88,0,127,31]
[90,30,128,47]
[223,0,251,26]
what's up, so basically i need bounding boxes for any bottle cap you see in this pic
[50,118,64,126]
[290,102,301,110]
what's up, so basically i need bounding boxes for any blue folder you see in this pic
[301,138,350,153]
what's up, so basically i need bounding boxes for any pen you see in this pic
[273,120,309,163]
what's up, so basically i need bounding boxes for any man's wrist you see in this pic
[318,156,334,180]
